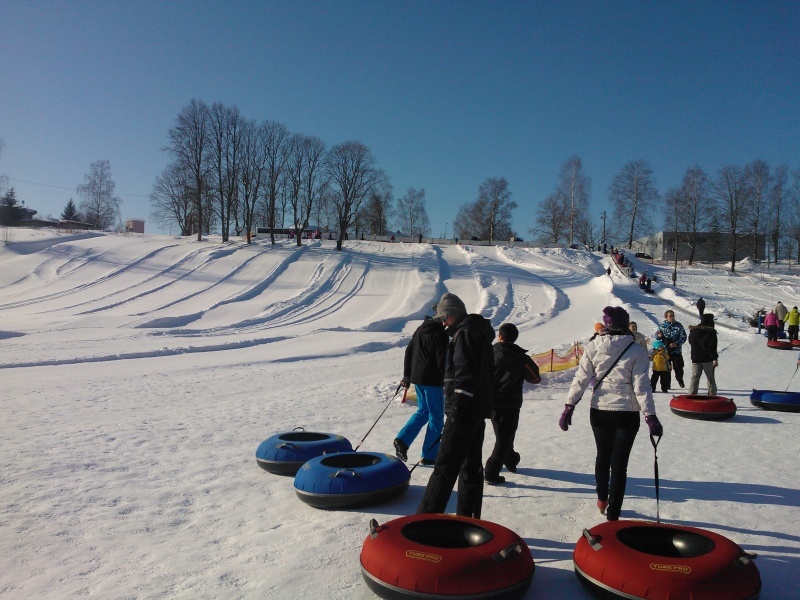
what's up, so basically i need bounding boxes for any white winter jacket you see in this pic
[566,332,656,416]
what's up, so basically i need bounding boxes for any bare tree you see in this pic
[744,160,770,262]
[165,99,209,240]
[150,160,195,236]
[396,187,430,238]
[556,156,591,246]
[77,160,121,231]
[477,177,516,242]
[237,118,267,243]
[207,102,243,242]
[609,160,659,249]
[666,165,713,265]
[359,184,394,236]
[531,192,570,243]
[790,166,800,262]
[768,164,789,263]
[326,141,383,251]
[712,165,750,272]
[286,134,328,245]
[0,139,7,194]
[259,120,291,245]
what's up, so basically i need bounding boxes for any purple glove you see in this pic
[645,415,663,437]
[559,405,575,431]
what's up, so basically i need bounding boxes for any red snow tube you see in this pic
[767,339,794,349]
[573,520,761,600]
[792,339,800,347]
[360,514,534,599]
[669,394,736,420]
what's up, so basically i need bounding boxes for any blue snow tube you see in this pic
[294,452,410,509]
[750,390,800,413]
[256,429,353,475]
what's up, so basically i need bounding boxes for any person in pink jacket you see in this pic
[764,309,779,342]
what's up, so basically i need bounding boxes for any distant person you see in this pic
[606,266,612,276]
[649,340,672,393]
[417,293,495,518]
[418,234,423,243]
[658,310,687,387]
[484,323,541,484]
[629,321,648,350]
[764,309,779,342]
[645,277,652,292]
[786,306,800,341]
[696,297,706,317]
[775,301,788,332]
[394,311,449,465]
[688,313,719,396]
[560,306,662,521]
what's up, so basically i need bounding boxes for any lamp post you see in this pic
[444,222,449,240]
[600,211,606,247]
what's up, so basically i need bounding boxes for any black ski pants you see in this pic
[670,352,685,386]
[416,408,485,518]
[590,408,640,521]
[788,325,799,341]
[484,407,520,479]
[650,370,671,393]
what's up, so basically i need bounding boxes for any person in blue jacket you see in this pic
[657,309,687,387]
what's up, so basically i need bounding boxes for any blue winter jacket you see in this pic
[658,320,687,354]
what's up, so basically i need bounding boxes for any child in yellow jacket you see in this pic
[650,340,672,393]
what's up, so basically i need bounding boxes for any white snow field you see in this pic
[1,228,799,599]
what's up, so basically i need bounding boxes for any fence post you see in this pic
[550,349,554,372]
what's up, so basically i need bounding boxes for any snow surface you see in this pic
[1,229,799,599]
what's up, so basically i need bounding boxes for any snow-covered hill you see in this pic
[2,229,798,599]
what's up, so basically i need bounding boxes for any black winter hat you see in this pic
[701,313,715,327]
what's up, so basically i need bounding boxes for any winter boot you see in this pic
[504,451,521,473]
[393,438,408,462]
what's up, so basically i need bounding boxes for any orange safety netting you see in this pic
[400,342,585,405]
[530,342,585,373]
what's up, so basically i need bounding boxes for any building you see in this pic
[125,219,145,234]
[634,231,766,263]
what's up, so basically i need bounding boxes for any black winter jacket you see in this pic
[688,325,718,363]
[403,317,448,386]
[492,342,541,410]
[444,314,495,418]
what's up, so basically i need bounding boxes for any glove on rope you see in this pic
[645,414,663,437]
[559,404,575,431]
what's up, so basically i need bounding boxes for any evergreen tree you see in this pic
[0,187,23,226]
[61,198,80,221]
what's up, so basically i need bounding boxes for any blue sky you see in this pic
[1,1,798,238]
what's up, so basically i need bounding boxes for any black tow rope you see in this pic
[354,383,404,452]
[408,433,443,475]
[650,433,662,523]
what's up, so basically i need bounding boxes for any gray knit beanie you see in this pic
[432,292,467,322]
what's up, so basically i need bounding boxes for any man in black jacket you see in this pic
[688,313,718,395]
[393,315,448,464]
[416,292,495,518]
[696,297,705,317]
[484,323,541,484]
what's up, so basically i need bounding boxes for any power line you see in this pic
[7,177,149,197]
